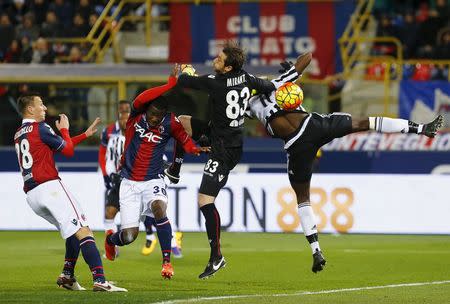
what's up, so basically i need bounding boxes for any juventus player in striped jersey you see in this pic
[246,53,443,273]
[102,101,130,258]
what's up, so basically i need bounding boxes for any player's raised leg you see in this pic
[360,115,444,137]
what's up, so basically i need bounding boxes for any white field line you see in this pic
[152,280,450,304]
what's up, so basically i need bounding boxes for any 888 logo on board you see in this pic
[276,187,354,233]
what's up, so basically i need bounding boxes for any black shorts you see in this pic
[199,142,242,197]
[286,112,352,183]
[105,175,122,209]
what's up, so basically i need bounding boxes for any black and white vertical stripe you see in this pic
[272,66,299,89]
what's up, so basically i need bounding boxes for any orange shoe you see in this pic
[104,230,116,261]
[161,262,174,279]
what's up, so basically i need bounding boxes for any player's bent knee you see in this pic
[74,226,93,240]
[150,200,167,219]
[121,228,139,244]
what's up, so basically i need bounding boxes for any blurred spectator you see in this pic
[434,0,449,25]
[31,37,55,64]
[67,13,89,37]
[76,0,94,24]
[411,63,432,81]
[0,14,15,57]
[434,29,450,59]
[20,35,32,63]
[417,10,442,58]
[399,11,418,58]
[6,0,28,25]
[431,64,449,80]
[52,41,68,57]
[40,10,61,38]
[49,0,74,28]
[68,45,83,63]
[416,2,430,23]
[15,13,39,41]
[373,14,400,55]
[30,0,49,25]
[3,39,21,63]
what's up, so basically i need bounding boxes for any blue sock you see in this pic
[155,217,172,263]
[79,236,106,283]
[63,235,80,276]
[107,230,126,246]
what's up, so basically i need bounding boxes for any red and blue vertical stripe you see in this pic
[169,1,356,78]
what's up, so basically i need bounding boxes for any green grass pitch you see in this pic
[0,231,449,304]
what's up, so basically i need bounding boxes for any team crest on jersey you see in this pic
[71,219,78,226]
[158,125,165,134]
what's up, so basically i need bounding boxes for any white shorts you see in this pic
[26,179,88,239]
[119,177,168,229]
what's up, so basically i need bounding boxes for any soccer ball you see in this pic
[275,82,304,110]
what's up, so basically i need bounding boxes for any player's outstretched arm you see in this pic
[133,63,179,111]
[294,52,312,75]
[84,117,101,137]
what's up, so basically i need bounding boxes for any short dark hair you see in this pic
[17,93,40,114]
[222,40,246,71]
[118,100,131,112]
[150,96,168,111]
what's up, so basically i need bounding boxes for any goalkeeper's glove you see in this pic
[279,60,294,74]
[181,64,197,76]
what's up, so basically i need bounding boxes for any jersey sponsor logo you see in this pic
[218,174,225,182]
[71,219,78,226]
[134,122,162,143]
[14,125,33,140]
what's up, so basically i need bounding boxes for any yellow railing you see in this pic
[47,0,170,63]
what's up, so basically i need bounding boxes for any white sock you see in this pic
[104,219,116,232]
[298,202,321,254]
[146,233,156,242]
[369,117,409,133]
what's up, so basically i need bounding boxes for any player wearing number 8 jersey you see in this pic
[14,93,127,292]
[104,64,209,279]
[173,41,276,279]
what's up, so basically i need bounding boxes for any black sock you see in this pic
[306,233,319,244]
[200,204,221,260]
[408,121,419,134]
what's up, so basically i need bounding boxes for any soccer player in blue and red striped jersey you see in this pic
[14,93,127,292]
[105,64,209,279]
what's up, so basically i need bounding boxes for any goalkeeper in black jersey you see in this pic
[167,52,443,275]
[170,41,276,279]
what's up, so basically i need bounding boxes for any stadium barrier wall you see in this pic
[2,172,450,235]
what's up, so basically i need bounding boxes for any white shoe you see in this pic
[56,274,86,291]
[93,281,128,292]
